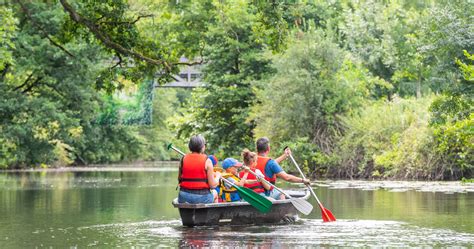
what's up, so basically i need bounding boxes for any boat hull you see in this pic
[172,189,310,227]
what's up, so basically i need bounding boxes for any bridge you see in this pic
[154,58,204,88]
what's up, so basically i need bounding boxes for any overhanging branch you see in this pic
[59,0,172,72]
[16,0,76,58]
[98,14,154,26]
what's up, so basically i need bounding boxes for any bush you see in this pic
[333,96,438,179]
[253,30,380,154]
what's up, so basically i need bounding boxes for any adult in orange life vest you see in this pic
[240,149,272,196]
[178,135,220,204]
[255,137,311,200]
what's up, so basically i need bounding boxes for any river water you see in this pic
[0,164,473,248]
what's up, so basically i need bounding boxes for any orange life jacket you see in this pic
[240,170,265,193]
[179,153,209,190]
[257,156,276,184]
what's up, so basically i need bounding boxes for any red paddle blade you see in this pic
[319,204,336,222]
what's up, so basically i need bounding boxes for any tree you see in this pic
[252,30,380,176]
[171,0,273,157]
[339,0,409,99]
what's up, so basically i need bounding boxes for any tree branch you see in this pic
[98,14,154,26]
[22,76,43,94]
[15,0,76,58]
[14,72,34,91]
[59,0,172,72]
[175,59,204,66]
[111,53,123,69]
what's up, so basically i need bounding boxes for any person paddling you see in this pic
[256,137,310,200]
[240,149,274,197]
[178,135,220,204]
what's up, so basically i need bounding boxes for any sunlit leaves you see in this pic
[0,6,17,71]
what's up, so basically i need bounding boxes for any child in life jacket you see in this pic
[218,158,255,202]
[240,149,272,195]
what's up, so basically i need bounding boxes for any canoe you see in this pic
[172,189,310,227]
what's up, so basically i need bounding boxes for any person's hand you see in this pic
[242,166,250,172]
[284,147,292,158]
[302,179,311,185]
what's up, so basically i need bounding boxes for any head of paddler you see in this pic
[256,137,270,156]
[222,158,243,175]
[241,148,258,169]
[188,134,206,153]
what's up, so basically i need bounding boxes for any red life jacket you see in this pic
[179,153,209,190]
[257,156,276,184]
[240,170,265,193]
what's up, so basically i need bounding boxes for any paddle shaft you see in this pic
[169,144,185,156]
[244,168,292,199]
[288,153,333,220]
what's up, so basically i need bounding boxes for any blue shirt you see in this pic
[264,159,283,179]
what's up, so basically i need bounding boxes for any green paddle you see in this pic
[220,177,272,213]
[167,143,272,213]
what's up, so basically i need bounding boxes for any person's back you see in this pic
[256,155,276,184]
[178,135,220,204]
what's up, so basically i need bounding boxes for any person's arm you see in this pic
[252,168,271,190]
[206,159,219,188]
[258,177,272,190]
[276,171,310,185]
[235,171,248,187]
[274,147,291,164]
[178,157,184,183]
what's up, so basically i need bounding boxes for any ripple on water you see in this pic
[72,219,474,247]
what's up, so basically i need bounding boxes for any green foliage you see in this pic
[138,88,188,161]
[432,114,473,178]
[0,1,160,167]
[121,79,155,125]
[171,0,272,158]
[1,0,472,180]
[0,6,16,71]
[253,31,376,153]
[279,137,334,178]
[334,97,437,179]
[340,1,409,97]
[428,51,474,179]
[461,177,474,183]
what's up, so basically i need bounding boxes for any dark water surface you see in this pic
[0,164,473,248]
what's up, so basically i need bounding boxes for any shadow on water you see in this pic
[0,166,473,247]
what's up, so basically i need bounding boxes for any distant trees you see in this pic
[0,1,472,178]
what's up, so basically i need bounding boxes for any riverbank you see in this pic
[318,180,474,194]
[0,161,179,172]
[2,166,473,193]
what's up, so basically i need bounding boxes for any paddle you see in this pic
[286,149,336,222]
[243,166,313,215]
[167,143,273,213]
